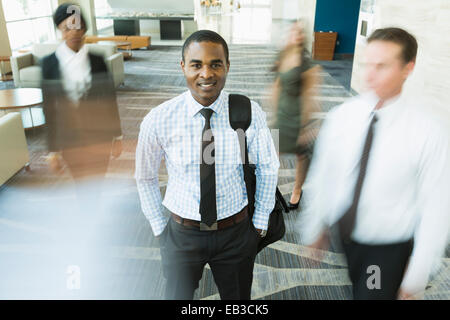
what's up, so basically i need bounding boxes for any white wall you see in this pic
[351,0,450,120]
[297,0,316,53]
[271,0,317,52]
[272,0,299,20]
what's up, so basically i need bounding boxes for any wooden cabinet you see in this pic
[313,31,338,60]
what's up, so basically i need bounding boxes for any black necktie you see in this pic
[199,108,217,229]
[338,111,379,242]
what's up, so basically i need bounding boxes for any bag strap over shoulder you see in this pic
[228,94,252,132]
[229,94,251,165]
[228,93,289,213]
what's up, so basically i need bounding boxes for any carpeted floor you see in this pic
[0,45,448,300]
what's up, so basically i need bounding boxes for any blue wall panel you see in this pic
[314,0,361,54]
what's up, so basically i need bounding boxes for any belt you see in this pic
[171,206,248,231]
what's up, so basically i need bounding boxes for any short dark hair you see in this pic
[53,3,86,29]
[182,30,229,63]
[367,27,418,64]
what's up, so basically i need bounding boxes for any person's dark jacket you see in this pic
[41,52,122,152]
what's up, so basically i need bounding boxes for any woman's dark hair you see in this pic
[53,3,86,29]
[367,27,418,64]
[182,30,229,63]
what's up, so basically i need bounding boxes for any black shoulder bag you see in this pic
[228,94,288,253]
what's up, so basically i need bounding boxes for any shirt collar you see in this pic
[186,90,226,118]
[362,90,405,124]
[55,41,88,66]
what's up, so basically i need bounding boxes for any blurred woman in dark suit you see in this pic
[42,3,122,186]
[39,5,124,296]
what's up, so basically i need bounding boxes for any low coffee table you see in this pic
[0,88,45,130]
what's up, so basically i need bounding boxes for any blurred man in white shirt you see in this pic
[299,27,449,300]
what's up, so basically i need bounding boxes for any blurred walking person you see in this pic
[271,21,321,210]
[39,4,124,297]
[298,27,449,300]
[42,3,123,200]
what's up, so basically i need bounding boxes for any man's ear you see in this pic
[180,60,185,73]
[404,60,415,79]
[226,61,230,73]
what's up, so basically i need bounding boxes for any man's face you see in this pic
[364,40,415,100]
[181,41,230,106]
[58,15,86,51]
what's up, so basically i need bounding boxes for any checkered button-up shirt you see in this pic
[135,90,280,236]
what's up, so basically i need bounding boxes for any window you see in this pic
[95,0,113,35]
[2,0,58,51]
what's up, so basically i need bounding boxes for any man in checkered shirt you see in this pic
[135,30,280,299]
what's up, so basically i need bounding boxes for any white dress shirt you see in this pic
[55,41,92,105]
[299,91,450,294]
[135,90,280,236]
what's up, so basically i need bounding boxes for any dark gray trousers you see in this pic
[342,239,413,300]
[159,214,260,300]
